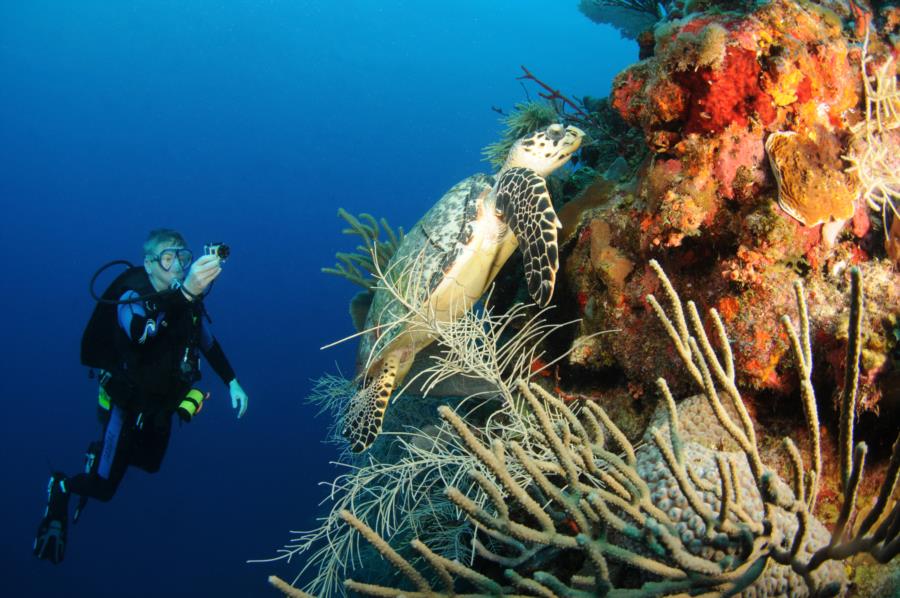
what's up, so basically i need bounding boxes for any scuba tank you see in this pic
[81,266,154,374]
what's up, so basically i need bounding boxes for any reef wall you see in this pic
[558,0,900,519]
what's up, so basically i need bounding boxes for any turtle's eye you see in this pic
[546,124,565,141]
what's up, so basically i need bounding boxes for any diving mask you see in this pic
[150,247,193,272]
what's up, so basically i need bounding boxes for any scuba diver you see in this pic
[33,228,249,564]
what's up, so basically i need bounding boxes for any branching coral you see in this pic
[273,262,899,597]
[321,208,405,290]
[844,30,900,242]
[262,249,589,597]
[643,263,898,589]
[256,427,480,598]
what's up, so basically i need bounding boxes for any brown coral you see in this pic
[765,130,858,228]
[588,219,634,289]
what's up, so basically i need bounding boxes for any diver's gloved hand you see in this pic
[182,254,223,299]
[229,379,248,418]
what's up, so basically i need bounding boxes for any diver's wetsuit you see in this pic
[70,267,236,502]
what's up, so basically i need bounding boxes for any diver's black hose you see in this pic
[89,260,176,305]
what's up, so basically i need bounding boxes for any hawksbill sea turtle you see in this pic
[344,123,584,452]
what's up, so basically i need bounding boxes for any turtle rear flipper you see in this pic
[342,354,400,452]
[495,166,560,307]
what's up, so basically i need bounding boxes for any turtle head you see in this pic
[502,124,585,177]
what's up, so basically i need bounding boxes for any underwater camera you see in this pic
[177,389,208,422]
[204,242,230,262]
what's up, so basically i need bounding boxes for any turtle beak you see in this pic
[567,126,586,144]
[563,127,584,154]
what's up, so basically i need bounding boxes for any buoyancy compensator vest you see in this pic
[81,266,203,412]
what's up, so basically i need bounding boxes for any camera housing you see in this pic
[204,242,230,262]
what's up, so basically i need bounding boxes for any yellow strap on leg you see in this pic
[98,387,111,411]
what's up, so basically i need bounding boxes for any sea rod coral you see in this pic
[270,262,898,597]
[321,209,406,333]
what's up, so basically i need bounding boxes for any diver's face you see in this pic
[145,241,189,292]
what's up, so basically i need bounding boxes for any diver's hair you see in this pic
[143,228,188,257]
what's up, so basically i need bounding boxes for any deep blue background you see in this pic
[0,2,633,596]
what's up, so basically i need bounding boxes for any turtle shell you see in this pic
[356,173,494,373]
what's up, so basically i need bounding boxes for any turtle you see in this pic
[343,123,584,452]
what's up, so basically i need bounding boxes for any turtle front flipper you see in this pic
[495,166,561,307]
[342,353,401,452]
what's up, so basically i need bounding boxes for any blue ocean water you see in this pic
[0,2,633,596]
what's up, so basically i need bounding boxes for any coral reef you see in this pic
[560,0,900,437]
[277,1,900,596]
[272,262,898,597]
